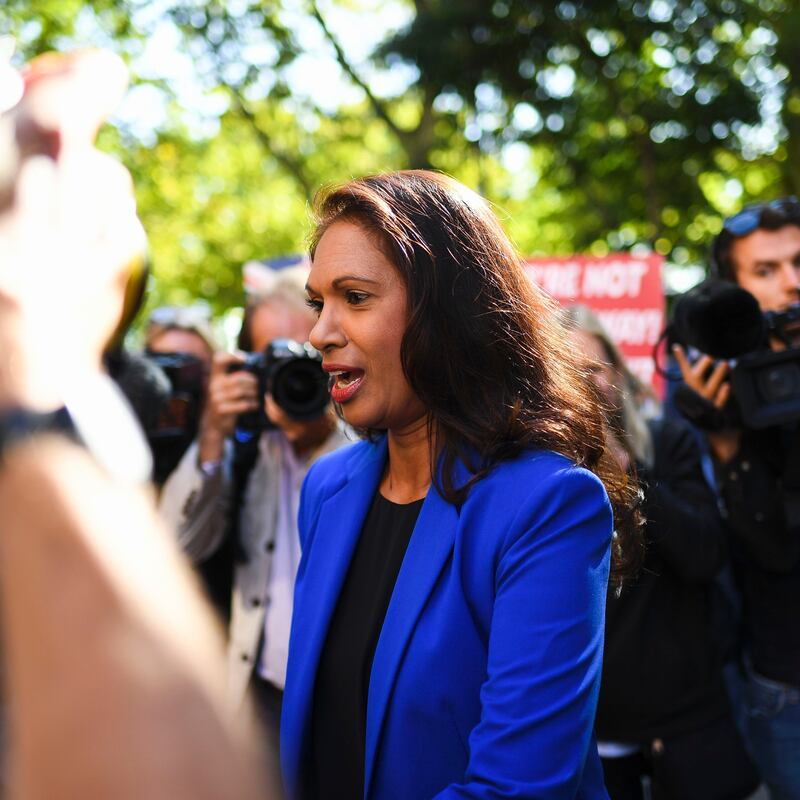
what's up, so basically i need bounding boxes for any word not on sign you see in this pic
[526,254,665,394]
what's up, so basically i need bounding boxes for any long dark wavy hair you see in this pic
[310,170,642,583]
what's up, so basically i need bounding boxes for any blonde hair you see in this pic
[144,305,218,354]
[248,264,311,315]
[237,264,314,352]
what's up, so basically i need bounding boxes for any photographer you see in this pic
[146,304,217,370]
[158,267,349,749]
[673,198,800,800]
[144,305,217,487]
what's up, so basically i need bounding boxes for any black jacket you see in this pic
[596,417,730,742]
[715,426,800,685]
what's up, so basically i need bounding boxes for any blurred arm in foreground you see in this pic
[0,48,267,800]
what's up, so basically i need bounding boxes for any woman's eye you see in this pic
[305,298,323,315]
[346,290,369,305]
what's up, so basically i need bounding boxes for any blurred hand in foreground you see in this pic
[0,48,272,800]
[0,48,145,410]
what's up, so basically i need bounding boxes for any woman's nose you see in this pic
[309,304,347,352]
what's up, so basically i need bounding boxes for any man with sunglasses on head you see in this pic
[146,304,217,370]
[674,198,800,800]
[144,305,218,487]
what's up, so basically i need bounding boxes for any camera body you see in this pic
[228,338,329,434]
[671,279,800,429]
[144,351,208,485]
[730,306,800,428]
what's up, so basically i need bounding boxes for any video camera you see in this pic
[227,338,329,434]
[671,278,800,428]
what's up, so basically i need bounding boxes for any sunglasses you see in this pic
[721,197,800,238]
[148,305,212,329]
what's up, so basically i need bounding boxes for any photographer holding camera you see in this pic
[673,198,800,800]
[144,305,217,486]
[159,265,349,753]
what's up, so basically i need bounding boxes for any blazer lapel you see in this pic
[283,438,386,792]
[363,485,459,797]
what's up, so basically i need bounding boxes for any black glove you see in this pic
[673,383,740,432]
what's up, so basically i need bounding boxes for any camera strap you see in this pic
[230,431,261,562]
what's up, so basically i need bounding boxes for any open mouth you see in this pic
[328,368,365,403]
[329,370,362,389]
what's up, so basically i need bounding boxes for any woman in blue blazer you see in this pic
[281,171,640,800]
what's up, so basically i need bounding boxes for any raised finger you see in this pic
[672,345,713,393]
[704,360,730,398]
[671,344,694,382]
[210,351,245,375]
[713,381,731,410]
[211,379,258,403]
[215,399,259,417]
[690,354,715,382]
[209,368,253,394]
[217,371,258,394]
[22,50,128,150]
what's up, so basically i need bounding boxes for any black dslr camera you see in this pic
[671,278,800,428]
[228,338,329,433]
[144,351,208,485]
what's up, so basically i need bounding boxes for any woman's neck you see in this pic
[381,416,432,504]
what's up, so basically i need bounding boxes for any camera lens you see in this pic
[759,362,800,403]
[272,359,329,419]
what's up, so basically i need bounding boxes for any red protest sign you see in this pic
[526,254,665,395]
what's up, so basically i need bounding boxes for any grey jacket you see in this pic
[158,424,352,713]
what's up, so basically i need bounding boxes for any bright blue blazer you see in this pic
[281,436,612,800]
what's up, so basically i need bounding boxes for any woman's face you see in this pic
[569,329,624,413]
[306,221,426,432]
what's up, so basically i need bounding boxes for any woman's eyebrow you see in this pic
[331,275,381,288]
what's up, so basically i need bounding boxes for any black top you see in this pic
[715,425,800,685]
[305,492,424,800]
[597,418,731,742]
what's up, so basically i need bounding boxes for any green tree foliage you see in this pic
[3,1,422,313]
[3,0,799,315]
[381,0,797,262]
